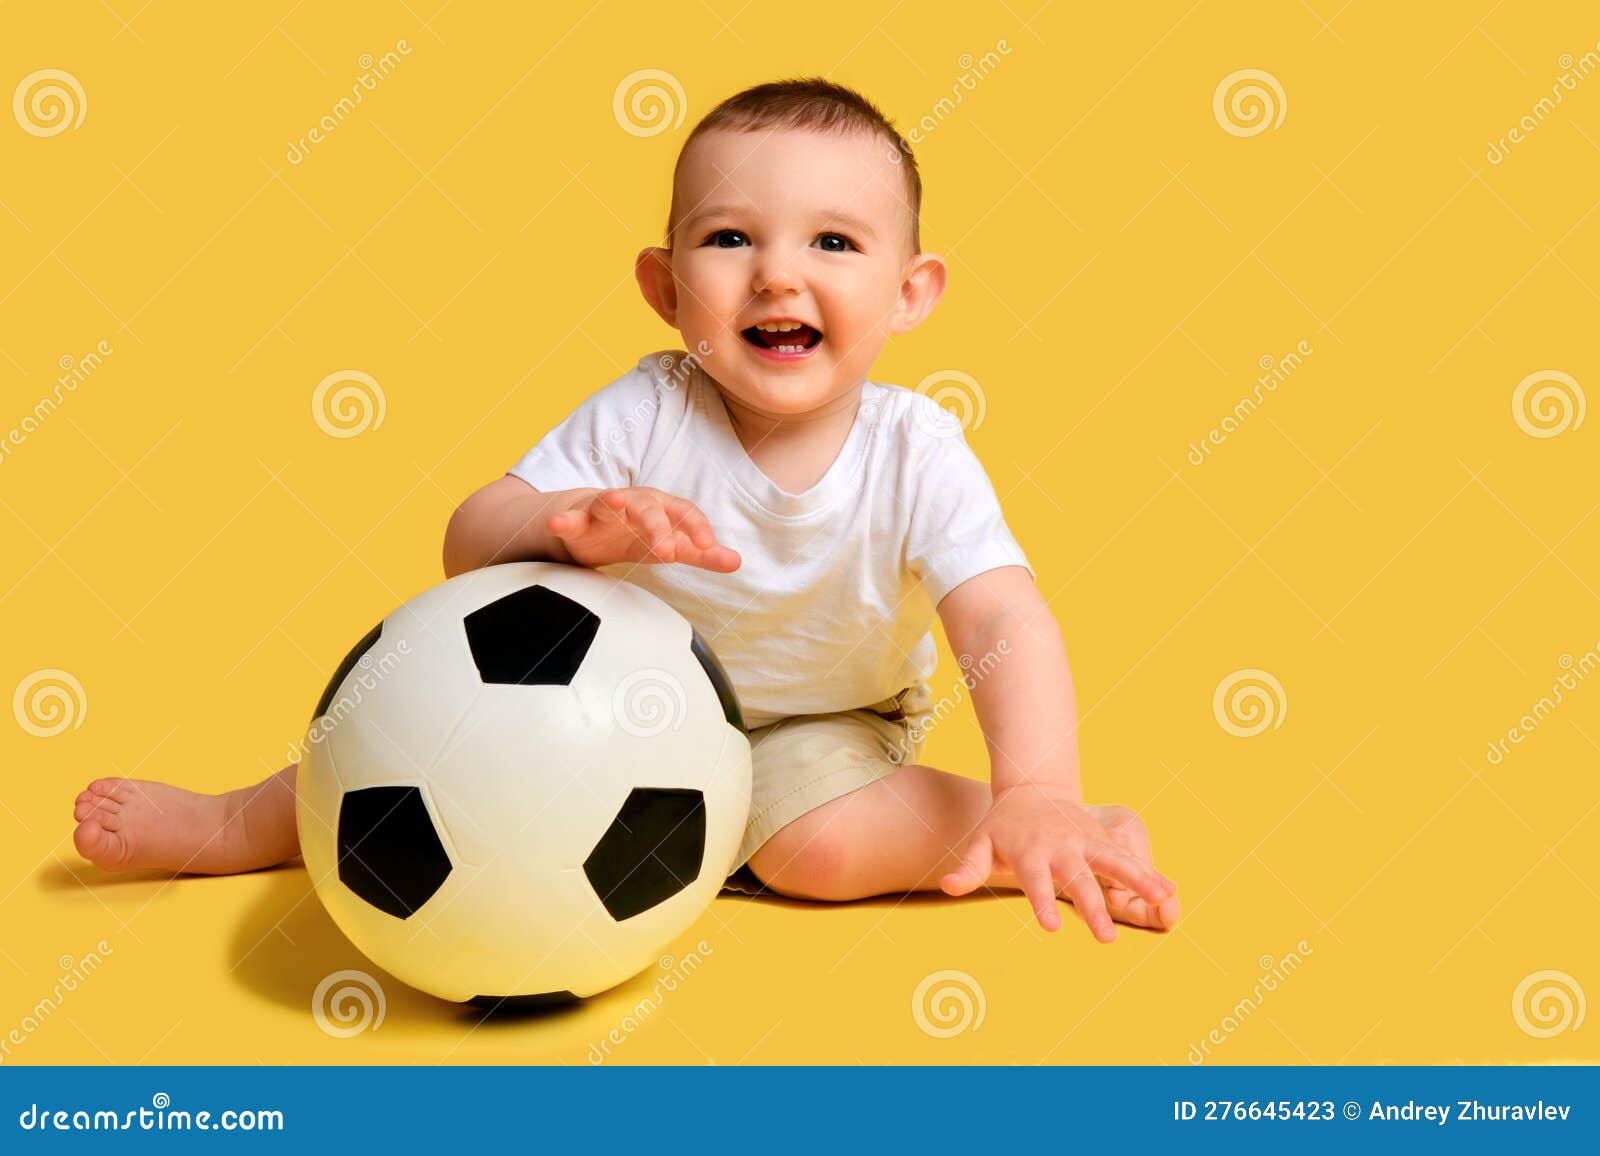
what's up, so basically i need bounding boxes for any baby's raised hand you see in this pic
[939,784,1175,942]
[547,487,741,572]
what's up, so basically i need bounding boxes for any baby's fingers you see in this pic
[596,491,670,559]
[663,496,718,549]
[662,499,740,570]
[671,537,742,572]
[631,499,676,559]
[547,506,592,539]
[1084,841,1174,905]
[1016,854,1064,932]
[1104,885,1182,932]
[587,489,634,532]
[1054,853,1115,942]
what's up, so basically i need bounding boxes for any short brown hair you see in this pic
[666,77,921,253]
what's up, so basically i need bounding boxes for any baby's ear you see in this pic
[889,252,947,334]
[635,246,678,326]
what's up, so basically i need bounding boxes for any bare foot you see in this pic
[71,776,285,875]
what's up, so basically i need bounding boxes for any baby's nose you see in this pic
[751,252,803,295]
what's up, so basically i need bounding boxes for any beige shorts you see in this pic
[721,682,937,895]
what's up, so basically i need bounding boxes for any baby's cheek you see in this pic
[827,313,887,367]
[670,321,719,366]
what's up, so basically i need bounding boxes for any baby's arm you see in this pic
[934,566,1176,938]
[938,565,1085,799]
[443,475,600,574]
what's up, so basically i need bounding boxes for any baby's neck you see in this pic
[716,380,865,495]
[717,381,864,456]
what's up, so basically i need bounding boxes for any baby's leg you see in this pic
[744,763,1178,931]
[72,764,300,875]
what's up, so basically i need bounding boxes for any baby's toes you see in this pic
[93,800,129,832]
[73,792,122,823]
[87,777,130,800]
[72,817,130,871]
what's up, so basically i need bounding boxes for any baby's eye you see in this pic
[707,229,749,248]
[814,232,857,253]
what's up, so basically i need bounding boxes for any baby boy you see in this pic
[72,78,1178,940]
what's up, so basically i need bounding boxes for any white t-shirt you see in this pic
[506,350,1033,729]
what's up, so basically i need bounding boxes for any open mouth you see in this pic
[741,321,823,360]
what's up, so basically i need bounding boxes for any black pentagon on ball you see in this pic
[690,627,745,732]
[338,785,452,919]
[311,620,384,723]
[463,583,600,686]
[583,787,707,921]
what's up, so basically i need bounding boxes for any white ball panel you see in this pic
[424,683,615,870]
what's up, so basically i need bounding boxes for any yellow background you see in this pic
[2,1,1596,1065]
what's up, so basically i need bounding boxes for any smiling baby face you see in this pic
[635,84,946,420]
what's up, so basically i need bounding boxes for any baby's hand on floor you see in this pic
[547,488,741,572]
[1085,803,1181,934]
[939,784,1176,942]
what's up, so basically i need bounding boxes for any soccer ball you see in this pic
[294,561,752,1005]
